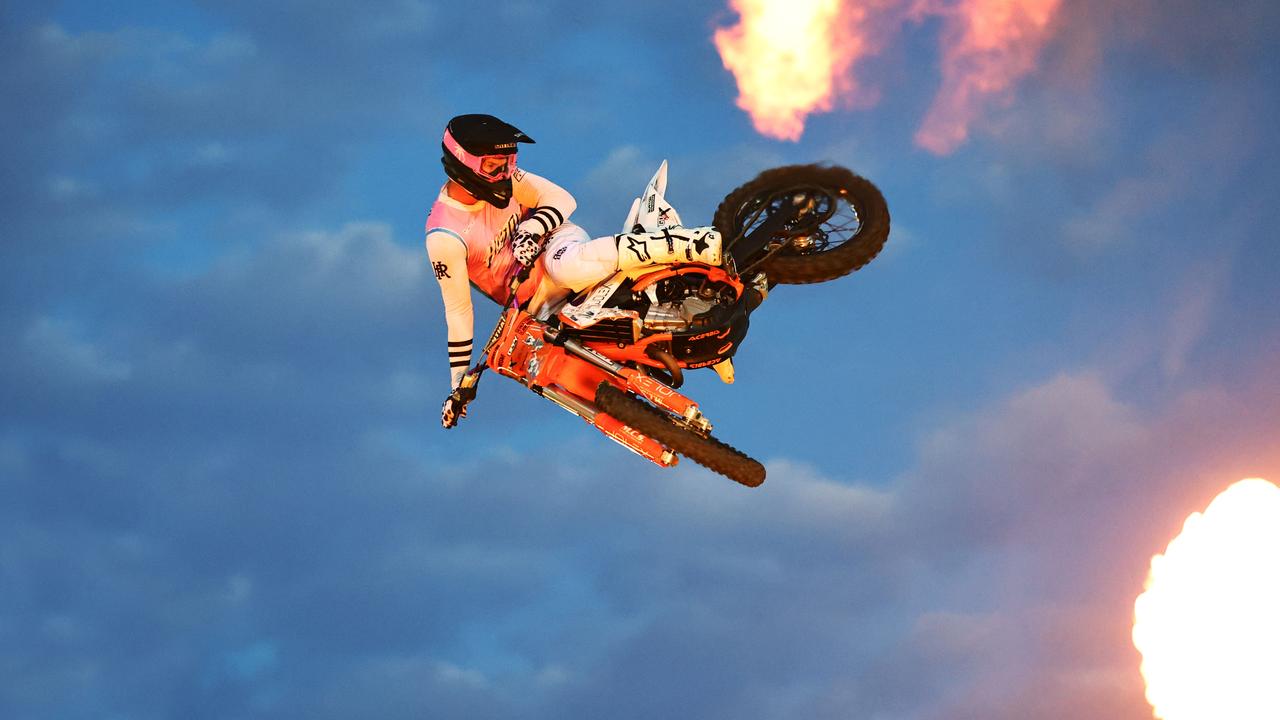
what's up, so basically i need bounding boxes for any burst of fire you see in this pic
[711,0,1063,152]
[914,0,1063,154]
[1132,478,1280,720]
[713,0,870,141]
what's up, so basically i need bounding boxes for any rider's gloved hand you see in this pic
[441,384,476,429]
[511,227,545,267]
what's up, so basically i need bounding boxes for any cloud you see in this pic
[1158,258,1231,380]
[3,4,1279,720]
[925,35,1276,296]
[0,11,442,252]
[568,141,796,236]
[18,315,133,385]
[1,218,910,715]
[1056,96,1258,260]
[0,221,438,452]
[1105,0,1280,74]
[9,236,1276,719]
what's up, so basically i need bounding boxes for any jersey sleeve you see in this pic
[512,168,577,236]
[425,229,473,389]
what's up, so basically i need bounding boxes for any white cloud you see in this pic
[21,315,131,385]
[433,660,488,688]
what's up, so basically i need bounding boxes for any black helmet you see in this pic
[441,114,535,207]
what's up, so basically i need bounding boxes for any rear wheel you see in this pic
[595,383,765,487]
[714,164,890,285]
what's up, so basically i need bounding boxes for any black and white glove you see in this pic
[511,229,545,267]
[441,384,476,429]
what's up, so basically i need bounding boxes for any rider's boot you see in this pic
[615,228,722,271]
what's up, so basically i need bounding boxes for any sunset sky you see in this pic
[3,1,1279,717]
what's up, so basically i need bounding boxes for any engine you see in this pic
[557,268,751,369]
[638,273,740,334]
[642,296,717,332]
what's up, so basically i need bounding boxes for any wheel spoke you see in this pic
[713,164,890,285]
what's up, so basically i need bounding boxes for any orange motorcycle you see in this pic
[454,163,889,487]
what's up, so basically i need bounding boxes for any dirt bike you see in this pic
[452,162,890,487]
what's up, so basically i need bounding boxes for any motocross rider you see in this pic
[426,114,722,428]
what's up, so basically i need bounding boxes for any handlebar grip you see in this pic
[457,373,480,393]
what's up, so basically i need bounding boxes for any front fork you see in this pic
[536,385,678,468]
[553,334,712,436]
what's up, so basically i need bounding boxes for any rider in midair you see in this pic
[425,114,722,428]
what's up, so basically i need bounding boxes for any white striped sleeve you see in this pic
[512,168,576,235]
[426,229,473,389]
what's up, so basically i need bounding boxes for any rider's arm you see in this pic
[512,168,577,236]
[426,229,473,389]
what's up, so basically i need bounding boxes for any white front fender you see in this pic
[622,160,683,233]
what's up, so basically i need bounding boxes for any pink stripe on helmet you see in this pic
[443,127,518,181]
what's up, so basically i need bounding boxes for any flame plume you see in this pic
[915,0,1063,154]
[1133,478,1280,720]
[713,0,871,141]
[711,0,1063,152]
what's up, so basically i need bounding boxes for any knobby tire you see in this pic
[594,383,766,488]
[713,164,890,285]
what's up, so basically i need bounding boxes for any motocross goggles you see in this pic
[443,127,517,182]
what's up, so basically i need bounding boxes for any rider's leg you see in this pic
[543,224,620,292]
[614,227,721,271]
[544,226,723,291]
[526,272,572,320]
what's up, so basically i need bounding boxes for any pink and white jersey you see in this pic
[424,168,575,304]
[425,168,578,389]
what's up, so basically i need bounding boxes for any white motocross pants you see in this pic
[541,223,620,292]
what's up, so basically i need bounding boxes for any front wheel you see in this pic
[713,164,890,285]
[595,383,765,487]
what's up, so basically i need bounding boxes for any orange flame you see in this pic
[713,0,872,141]
[711,0,1063,153]
[914,0,1063,154]
[1133,478,1280,720]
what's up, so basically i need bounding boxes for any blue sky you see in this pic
[3,1,1279,718]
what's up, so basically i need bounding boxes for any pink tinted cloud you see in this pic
[886,350,1280,717]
